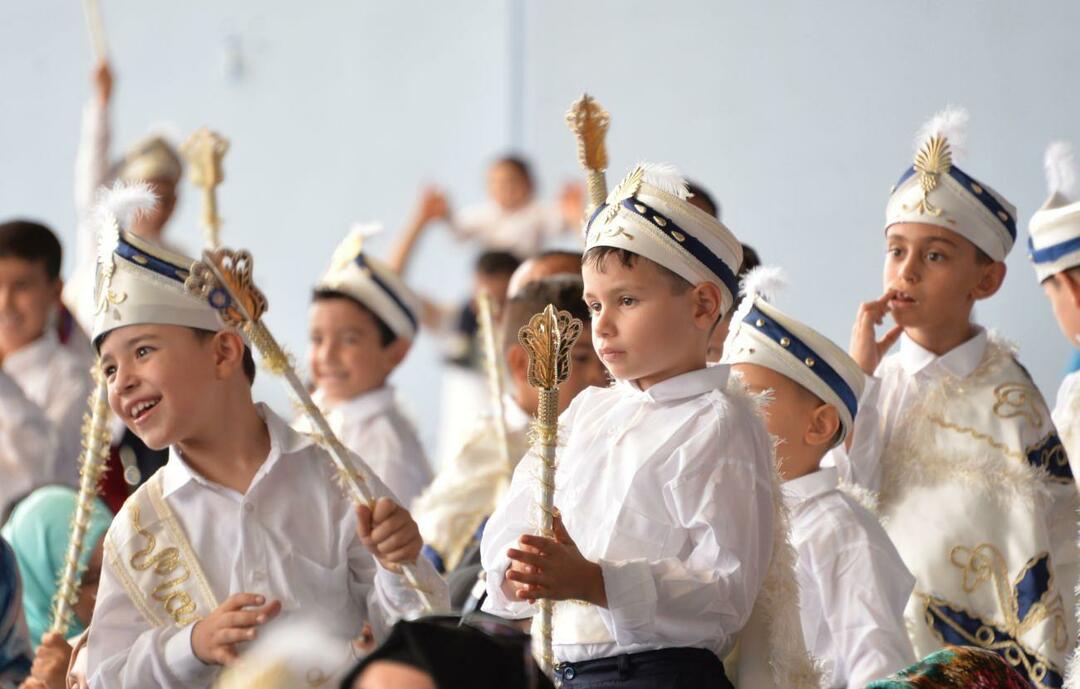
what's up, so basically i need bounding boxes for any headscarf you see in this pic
[0,486,112,648]
[0,537,31,686]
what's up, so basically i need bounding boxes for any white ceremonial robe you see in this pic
[453,199,573,257]
[1053,371,1080,478]
[832,329,1079,688]
[481,365,775,664]
[0,332,92,506]
[87,404,447,689]
[783,467,916,688]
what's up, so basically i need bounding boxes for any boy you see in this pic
[0,220,92,509]
[1029,141,1080,474]
[306,228,432,509]
[723,270,916,687]
[85,190,447,688]
[480,163,779,687]
[413,275,606,581]
[842,108,1079,685]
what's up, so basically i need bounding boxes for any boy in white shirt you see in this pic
[306,228,432,509]
[723,269,916,688]
[842,108,1079,685]
[0,220,92,509]
[480,163,784,688]
[85,190,446,689]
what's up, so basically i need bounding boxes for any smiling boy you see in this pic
[480,163,781,688]
[84,191,446,689]
[840,108,1079,685]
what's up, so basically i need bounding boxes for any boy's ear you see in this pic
[690,282,724,331]
[210,330,247,380]
[385,337,412,368]
[506,344,529,385]
[972,261,1007,301]
[805,402,841,449]
[1061,271,1080,308]
[48,278,63,301]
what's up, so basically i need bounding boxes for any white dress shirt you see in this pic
[1053,371,1080,478]
[783,467,915,688]
[87,404,447,689]
[481,365,775,663]
[453,200,573,257]
[0,332,92,506]
[315,386,433,511]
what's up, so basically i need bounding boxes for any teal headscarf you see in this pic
[0,486,113,648]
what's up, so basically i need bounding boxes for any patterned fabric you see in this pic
[868,646,1031,689]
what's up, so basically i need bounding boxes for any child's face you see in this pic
[583,255,715,389]
[487,162,532,212]
[100,324,220,450]
[0,257,60,358]
[883,223,1000,332]
[1042,272,1080,344]
[309,298,406,405]
[732,362,824,478]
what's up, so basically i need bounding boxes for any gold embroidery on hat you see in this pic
[780,337,791,347]
[755,319,765,327]
[132,254,149,265]
[972,182,984,194]
[330,232,366,273]
[671,231,686,242]
[598,166,644,226]
[94,218,127,313]
[634,203,646,213]
[653,216,668,227]
[805,357,815,367]
[905,134,952,217]
[998,210,1010,222]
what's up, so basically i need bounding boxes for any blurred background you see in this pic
[4,0,1079,462]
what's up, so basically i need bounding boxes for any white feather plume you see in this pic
[914,105,969,161]
[348,221,384,239]
[1044,141,1078,199]
[741,265,787,304]
[96,181,158,228]
[637,161,690,199]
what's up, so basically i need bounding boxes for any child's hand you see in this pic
[414,186,450,225]
[25,632,71,689]
[850,291,903,375]
[191,593,282,666]
[505,515,607,607]
[92,60,113,106]
[356,498,423,570]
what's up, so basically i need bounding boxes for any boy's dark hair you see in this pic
[536,249,583,263]
[501,275,590,353]
[191,329,257,385]
[311,289,397,347]
[475,251,522,277]
[0,220,62,280]
[493,155,534,190]
[582,246,692,294]
[685,181,721,220]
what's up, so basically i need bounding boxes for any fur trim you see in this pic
[638,161,690,200]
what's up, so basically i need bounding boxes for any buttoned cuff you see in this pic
[163,624,214,683]
[595,559,657,645]
[480,553,536,620]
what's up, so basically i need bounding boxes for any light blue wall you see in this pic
[3,1,1078,456]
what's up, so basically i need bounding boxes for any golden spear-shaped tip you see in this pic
[565,93,610,172]
[181,127,230,249]
[518,304,583,390]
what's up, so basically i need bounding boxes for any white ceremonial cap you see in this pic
[584,162,743,312]
[886,106,1017,261]
[1028,141,1080,283]
[722,267,865,446]
[315,224,422,340]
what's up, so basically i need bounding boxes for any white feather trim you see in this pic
[1045,141,1079,200]
[741,265,787,304]
[97,181,158,228]
[348,221,384,239]
[914,105,969,162]
[637,161,690,199]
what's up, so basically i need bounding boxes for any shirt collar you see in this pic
[616,364,731,404]
[781,466,839,508]
[898,326,987,378]
[2,331,59,374]
[162,402,314,498]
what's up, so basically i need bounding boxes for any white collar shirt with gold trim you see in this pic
[300,385,432,512]
[480,365,775,664]
[0,330,93,505]
[829,328,1079,687]
[1052,371,1080,478]
[87,403,447,689]
[783,466,916,688]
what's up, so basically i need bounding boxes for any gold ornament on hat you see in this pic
[181,128,229,250]
[597,165,645,229]
[518,304,583,678]
[565,94,611,214]
[185,247,439,613]
[908,134,953,217]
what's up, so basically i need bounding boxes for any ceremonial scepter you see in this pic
[184,249,438,613]
[82,0,108,62]
[181,128,229,251]
[48,366,112,635]
[475,289,513,477]
[518,305,583,677]
[565,94,611,215]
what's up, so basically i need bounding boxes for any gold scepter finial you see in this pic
[185,247,439,613]
[517,304,583,678]
[49,365,112,636]
[565,93,611,215]
[181,127,229,250]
